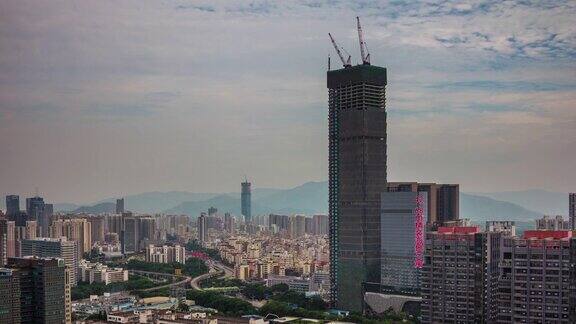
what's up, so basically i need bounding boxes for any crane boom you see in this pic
[329,33,351,68]
[356,16,370,65]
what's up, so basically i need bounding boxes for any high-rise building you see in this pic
[116,198,125,214]
[387,182,459,227]
[123,215,140,253]
[197,213,207,244]
[379,191,427,295]
[88,215,106,245]
[106,214,123,235]
[241,180,252,222]
[5,195,20,218]
[5,256,71,324]
[497,230,575,323]
[50,218,92,259]
[269,214,289,233]
[328,60,388,310]
[312,214,329,236]
[288,215,306,238]
[570,193,575,230]
[25,196,45,223]
[20,237,78,285]
[0,218,16,265]
[224,213,235,235]
[421,227,502,323]
[39,203,53,237]
[0,267,22,323]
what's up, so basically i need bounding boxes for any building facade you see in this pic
[20,237,78,285]
[497,230,574,323]
[145,244,186,264]
[241,180,251,222]
[327,64,388,311]
[421,227,501,323]
[380,191,427,295]
[4,257,71,324]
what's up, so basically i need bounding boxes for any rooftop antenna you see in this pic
[356,16,370,65]
[328,54,331,71]
[328,33,352,68]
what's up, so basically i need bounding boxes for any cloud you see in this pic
[0,0,574,202]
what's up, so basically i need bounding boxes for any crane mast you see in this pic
[328,33,351,68]
[356,16,370,65]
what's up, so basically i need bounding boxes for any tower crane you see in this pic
[328,33,352,68]
[356,16,370,65]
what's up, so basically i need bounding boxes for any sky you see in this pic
[0,0,575,204]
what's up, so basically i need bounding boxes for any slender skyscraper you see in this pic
[241,179,252,222]
[328,20,387,310]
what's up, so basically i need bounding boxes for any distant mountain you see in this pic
[254,181,328,214]
[95,191,221,214]
[163,193,317,219]
[470,189,568,215]
[72,202,115,214]
[460,193,541,223]
[54,203,79,212]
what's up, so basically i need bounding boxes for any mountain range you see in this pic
[23,181,557,227]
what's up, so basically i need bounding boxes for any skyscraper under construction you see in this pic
[328,18,387,311]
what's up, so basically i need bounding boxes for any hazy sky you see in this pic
[1,0,575,204]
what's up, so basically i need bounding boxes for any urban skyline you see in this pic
[1,1,576,204]
[0,1,575,323]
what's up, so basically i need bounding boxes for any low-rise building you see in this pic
[78,260,128,285]
[146,244,186,264]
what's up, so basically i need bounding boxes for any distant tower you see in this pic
[5,195,20,218]
[570,193,575,230]
[197,213,207,244]
[115,198,125,214]
[241,179,252,223]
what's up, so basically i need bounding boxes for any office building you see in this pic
[379,191,427,295]
[20,237,78,285]
[421,227,501,323]
[40,203,53,237]
[197,213,207,244]
[5,195,20,218]
[328,61,388,310]
[123,215,140,253]
[387,182,459,227]
[4,257,71,324]
[25,196,45,223]
[0,218,16,266]
[497,230,574,323]
[116,198,125,214]
[570,193,575,230]
[145,244,186,264]
[535,215,571,230]
[241,180,251,222]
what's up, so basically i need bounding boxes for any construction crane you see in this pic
[356,16,370,65]
[328,33,351,68]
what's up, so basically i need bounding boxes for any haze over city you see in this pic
[1,1,575,204]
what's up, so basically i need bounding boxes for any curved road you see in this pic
[129,270,191,292]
